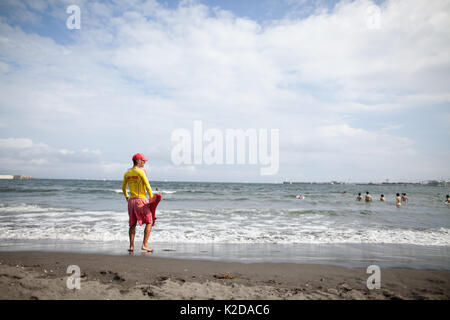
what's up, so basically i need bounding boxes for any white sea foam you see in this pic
[111,189,175,194]
[1,204,449,246]
[159,190,176,194]
[0,203,69,213]
[1,226,448,246]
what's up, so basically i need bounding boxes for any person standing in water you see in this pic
[445,195,450,203]
[380,194,386,202]
[401,193,408,202]
[365,191,373,202]
[396,193,402,207]
[356,193,363,201]
[122,153,162,253]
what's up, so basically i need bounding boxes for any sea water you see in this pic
[0,179,449,269]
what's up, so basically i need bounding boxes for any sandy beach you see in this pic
[0,251,448,300]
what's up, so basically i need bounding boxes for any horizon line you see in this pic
[5,177,450,185]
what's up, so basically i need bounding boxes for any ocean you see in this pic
[0,179,449,269]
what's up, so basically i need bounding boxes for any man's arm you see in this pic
[122,173,129,201]
[140,169,153,198]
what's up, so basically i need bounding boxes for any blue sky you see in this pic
[0,0,449,182]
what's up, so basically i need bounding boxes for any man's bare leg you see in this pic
[141,223,153,252]
[129,224,136,252]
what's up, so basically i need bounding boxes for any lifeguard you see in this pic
[122,153,161,253]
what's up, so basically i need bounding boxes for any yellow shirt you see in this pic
[122,166,153,199]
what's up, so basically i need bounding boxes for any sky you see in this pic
[0,0,449,182]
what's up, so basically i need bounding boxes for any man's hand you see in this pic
[125,197,129,202]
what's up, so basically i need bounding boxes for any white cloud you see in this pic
[381,124,403,132]
[0,137,129,178]
[0,0,449,181]
[81,148,101,155]
[0,137,103,165]
[0,138,36,149]
[59,148,75,155]
[30,158,49,165]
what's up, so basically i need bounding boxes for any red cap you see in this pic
[132,153,148,161]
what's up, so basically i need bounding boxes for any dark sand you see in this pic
[0,251,449,300]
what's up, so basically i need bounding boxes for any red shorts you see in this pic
[128,194,161,227]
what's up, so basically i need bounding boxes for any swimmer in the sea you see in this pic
[356,193,363,201]
[380,194,386,202]
[396,193,402,207]
[445,195,450,203]
[401,193,408,202]
[365,191,372,202]
[296,195,304,200]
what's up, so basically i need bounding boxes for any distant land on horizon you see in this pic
[283,180,449,186]
[1,175,449,186]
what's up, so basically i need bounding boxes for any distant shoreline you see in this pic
[283,181,449,186]
[0,174,32,180]
[2,178,449,186]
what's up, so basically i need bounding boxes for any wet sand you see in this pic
[0,251,449,300]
